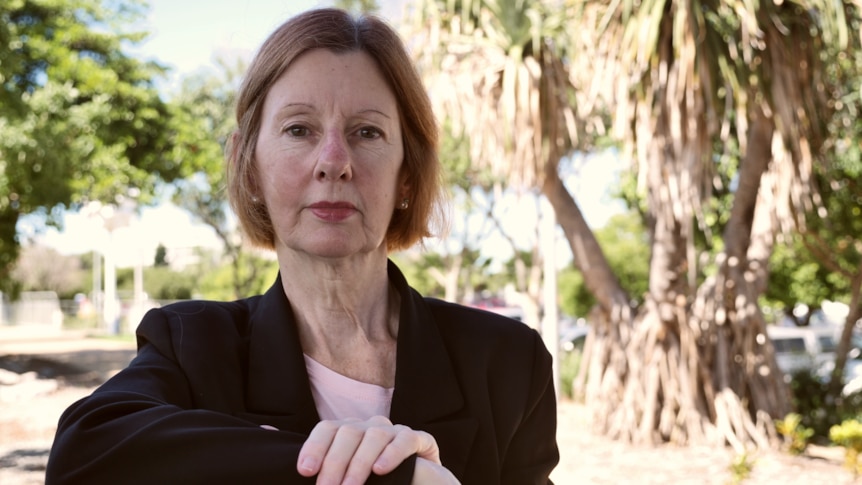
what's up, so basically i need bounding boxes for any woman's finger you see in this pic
[372,427,441,475]
[340,424,398,484]
[314,421,369,483]
[296,419,347,476]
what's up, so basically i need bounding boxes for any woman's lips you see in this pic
[308,202,356,222]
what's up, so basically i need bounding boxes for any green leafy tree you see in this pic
[167,59,270,299]
[801,43,862,400]
[790,120,862,401]
[197,255,278,301]
[763,235,849,325]
[0,0,183,291]
[743,2,862,406]
[153,243,169,267]
[11,244,87,298]
[143,266,195,300]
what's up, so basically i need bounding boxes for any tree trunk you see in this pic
[0,207,22,296]
[542,164,634,431]
[829,265,862,399]
[542,169,629,314]
[687,108,790,451]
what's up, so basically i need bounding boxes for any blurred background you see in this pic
[3,0,862,458]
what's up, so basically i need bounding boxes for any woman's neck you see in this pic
[277,251,399,385]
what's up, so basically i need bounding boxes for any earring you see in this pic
[399,198,409,210]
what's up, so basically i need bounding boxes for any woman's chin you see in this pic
[277,232,386,261]
[301,241,379,261]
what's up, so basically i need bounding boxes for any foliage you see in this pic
[763,122,862,325]
[786,369,862,444]
[763,237,843,323]
[142,266,195,300]
[153,243,168,267]
[395,120,513,305]
[558,348,581,400]
[764,39,862,398]
[11,245,88,298]
[558,212,649,317]
[775,413,814,455]
[727,451,755,485]
[392,252,444,298]
[409,0,583,189]
[166,59,274,300]
[0,0,182,289]
[197,254,278,301]
[394,248,496,302]
[110,248,276,301]
[788,370,840,439]
[830,419,862,476]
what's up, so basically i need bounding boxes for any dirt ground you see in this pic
[0,326,856,484]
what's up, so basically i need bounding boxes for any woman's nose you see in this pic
[315,132,352,181]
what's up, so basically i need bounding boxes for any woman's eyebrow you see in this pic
[356,108,393,120]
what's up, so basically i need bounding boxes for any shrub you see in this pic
[727,451,756,484]
[558,350,582,400]
[830,419,862,477]
[776,413,814,455]
[788,370,837,440]
[787,369,862,444]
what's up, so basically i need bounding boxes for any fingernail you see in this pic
[299,457,318,472]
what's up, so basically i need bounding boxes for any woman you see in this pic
[46,8,559,484]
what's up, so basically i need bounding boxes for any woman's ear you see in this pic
[398,170,411,200]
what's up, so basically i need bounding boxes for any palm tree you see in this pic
[406,0,623,382]
[407,0,622,301]
[410,0,859,449]
[583,0,858,448]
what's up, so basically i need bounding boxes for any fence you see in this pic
[0,291,64,328]
[0,291,177,333]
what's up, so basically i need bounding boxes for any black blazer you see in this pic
[46,262,559,484]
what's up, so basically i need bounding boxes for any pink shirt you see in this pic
[303,354,394,420]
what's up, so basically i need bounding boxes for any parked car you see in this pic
[766,325,837,378]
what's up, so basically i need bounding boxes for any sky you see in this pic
[28,0,623,267]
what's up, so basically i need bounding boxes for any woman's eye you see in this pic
[358,127,382,139]
[284,125,309,137]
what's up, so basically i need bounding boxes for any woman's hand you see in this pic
[294,415,457,484]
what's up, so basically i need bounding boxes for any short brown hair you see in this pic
[227,8,443,252]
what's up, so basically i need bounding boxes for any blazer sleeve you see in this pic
[45,307,415,485]
[501,331,560,484]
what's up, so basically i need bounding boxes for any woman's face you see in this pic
[255,49,405,261]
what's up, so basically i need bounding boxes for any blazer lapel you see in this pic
[387,262,478,478]
[242,275,320,433]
